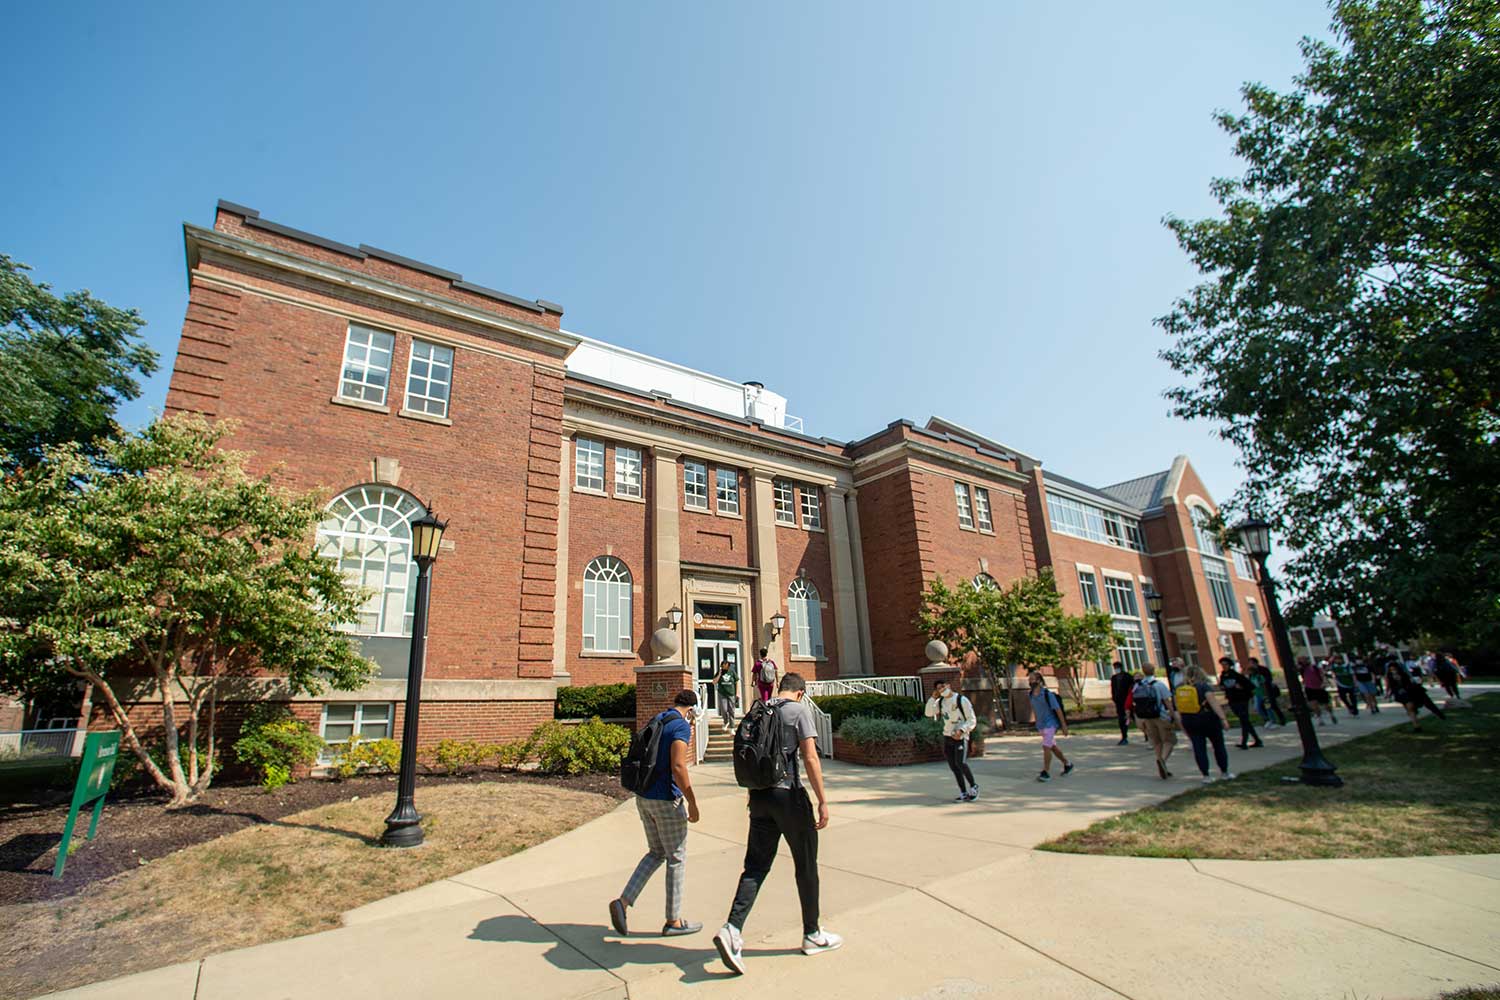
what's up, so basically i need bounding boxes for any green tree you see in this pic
[0,414,373,804]
[1157,0,1500,648]
[0,254,158,468]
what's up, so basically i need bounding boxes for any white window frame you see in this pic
[684,460,709,510]
[1112,621,1148,672]
[403,339,454,418]
[774,479,796,524]
[574,437,605,493]
[1078,570,1102,610]
[800,486,822,530]
[716,468,740,515]
[972,573,998,591]
[954,482,975,529]
[1232,548,1256,580]
[974,487,993,532]
[787,578,824,658]
[319,702,395,761]
[1103,575,1140,618]
[582,556,633,653]
[338,324,395,406]
[316,485,424,636]
[614,445,643,499]
[1203,555,1238,619]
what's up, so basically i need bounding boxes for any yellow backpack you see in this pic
[1174,684,1201,715]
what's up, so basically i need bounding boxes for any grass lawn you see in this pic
[1040,694,1500,861]
[0,782,617,1000]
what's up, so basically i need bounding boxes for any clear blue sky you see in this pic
[1,1,1333,501]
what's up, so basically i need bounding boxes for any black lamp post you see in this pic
[1143,586,1167,673]
[382,507,448,847]
[1232,518,1341,788]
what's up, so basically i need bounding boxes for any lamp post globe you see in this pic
[1230,518,1341,788]
[382,508,448,848]
[770,612,787,638]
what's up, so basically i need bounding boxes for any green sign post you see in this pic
[53,730,121,879]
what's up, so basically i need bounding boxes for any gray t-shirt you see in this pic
[769,697,819,788]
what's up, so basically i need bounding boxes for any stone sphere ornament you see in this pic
[925,639,949,664]
[650,627,681,662]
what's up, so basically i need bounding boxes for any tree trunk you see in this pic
[191,684,219,797]
[79,670,174,791]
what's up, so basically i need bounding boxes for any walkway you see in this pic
[50,693,1500,1000]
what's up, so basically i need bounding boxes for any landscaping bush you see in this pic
[332,736,401,778]
[837,716,944,747]
[492,736,535,770]
[233,705,326,790]
[812,693,924,730]
[430,738,492,775]
[110,738,223,792]
[532,717,631,775]
[555,683,635,719]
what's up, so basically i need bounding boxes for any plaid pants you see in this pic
[620,795,689,921]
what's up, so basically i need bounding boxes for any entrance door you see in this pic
[695,641,741,711]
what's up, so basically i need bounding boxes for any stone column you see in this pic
[749,469,785,665]
[652,447,683,660]
[825,486,865,676]
[845,489,874,674]
[551,433,572,684]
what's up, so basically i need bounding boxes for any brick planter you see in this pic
[832,735,988,766]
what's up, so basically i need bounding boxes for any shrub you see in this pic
[233,705,326,790]
[332,736,401,778]
[532,718,631,775]
[492,736,535,770]
[431,738,489,775]
[555,683,636,719]
[838,716,944,747]
[812,693,924,730]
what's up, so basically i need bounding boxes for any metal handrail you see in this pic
[803,696,834,758]
[0,728,84,759]
[694,682,712,763]
[805,676,923,701]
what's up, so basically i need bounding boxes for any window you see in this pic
[614,445,643,499]
[716,468,740,515]
[403,340,453,417]
[1256,632,1270,662]
[974,487,993,531]
[1113,622,1148,671]
[1247,601,1263,631]
[774,479,796,524]
[1203,556,1238,619]
[1125,521,1147,553]
[320,703,393,745]
[1103,576,1140,618]
[1180,639,1200,670]
[973,573,998,591]
[787,578,824,657]
[1191,507,1225,556]
[1232,548,1256,580]
[684,460,708,510]
[582,556,632,653]
[954,483,974,529]
[1046,493,1144,551]
[1078,570,1102,610]
[574,438,605,492]
[800,486,822,530]
[338,324,395,405]
[316,486,424,635]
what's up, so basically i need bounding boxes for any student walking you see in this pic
[1176,665,1235,784]
[714,673,840,975]
[1167,656,1186,691]
[609,689,701,938]
[1132,663,1177,779]
[1109,661,1133,745]
[715,659,739,729]
[1217,657,1263,749]
[1330,654,1360,717]
[925,678,979,801]
[1352,656,1380,714]
[752,648,778,705]
[1248,657,1286,727]
[1386,659,1446,731]
[1299,655,1336,725]
[1027,669,1073,782]
[1433,653,1463,701]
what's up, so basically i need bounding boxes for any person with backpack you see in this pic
[1248,657,1286,727]
[1298,654,1336,725]
[1217,656,1263,750]
[1432,652,1463,701]
[753,648,778,705]
[1329,653,1360,717]
[715,658,739,729]
[925,678,979,801]
[1132,662,1177,779]
[1352,656,1380,714]
[1027,668,1073,782]
[1109,661,1133,745]
[608,689,702,939]
[1177,665,1235,784]
[714,672,841,975]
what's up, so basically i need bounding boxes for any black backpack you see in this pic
[619,712,669,795]
[1132,679,1163,720]
[733,700,791,790]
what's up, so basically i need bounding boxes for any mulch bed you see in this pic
[0,770,629,907]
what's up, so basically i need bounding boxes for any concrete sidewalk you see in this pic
[48,693,1500,1000]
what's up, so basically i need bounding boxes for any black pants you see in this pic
[1114,699,1130,739]
[942,736,976,793]
[1412,688,1447,719]
[728,787,820,937]
[1228,701,1260,746]
[1182,713,1230,776]
[1337,686,1359,714]
[1439,679,1460,700]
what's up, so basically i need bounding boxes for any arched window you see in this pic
[582,556,633,653]
[316,486,425,635]
[787,578,823,658]
[1190,506,1238,619]
[972,573,999,591]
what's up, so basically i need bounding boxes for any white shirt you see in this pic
[925,691,976,738]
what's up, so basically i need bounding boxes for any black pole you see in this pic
[383,556,434,847]
[1251,554,1341,787]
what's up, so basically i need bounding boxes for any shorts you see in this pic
[1139,717,1177,749]
[1306,687,1332,705]
[1039,726,1059,748]
[1356,681,1376,696]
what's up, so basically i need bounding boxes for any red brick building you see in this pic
[133,202,1281,748]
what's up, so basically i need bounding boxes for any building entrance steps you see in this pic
[48,687,1500,1000]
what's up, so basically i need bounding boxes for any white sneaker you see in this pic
[714,923,746,975]
[1223,772,1237,780]
[802,928,844,956]
[1201,775,1216,785]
